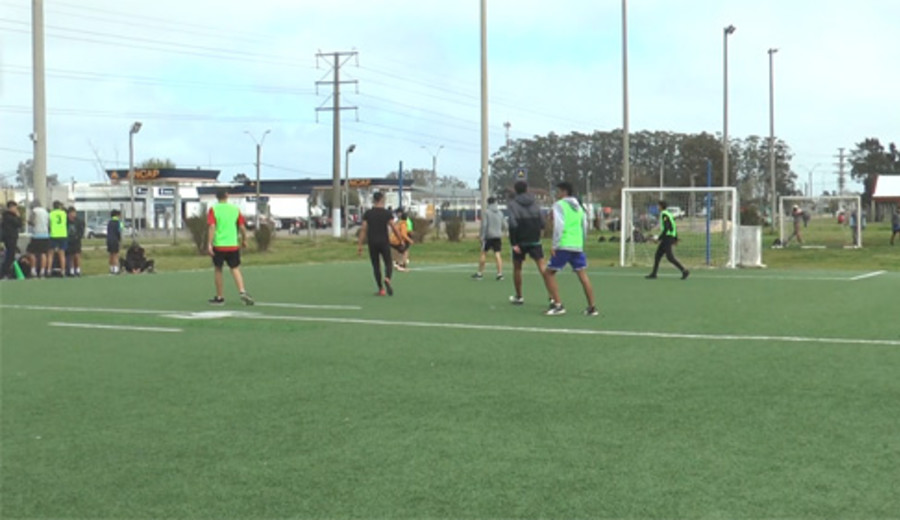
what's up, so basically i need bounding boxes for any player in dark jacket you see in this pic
[506,181,548,305]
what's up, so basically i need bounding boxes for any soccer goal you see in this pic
[620,187,739,268]
[778,195,862,249]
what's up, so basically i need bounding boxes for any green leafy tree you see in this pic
[15,159,59,189]
[138,158,176,169]
[850,138,899,206]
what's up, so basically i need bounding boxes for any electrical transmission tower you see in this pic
[315,50,358,238]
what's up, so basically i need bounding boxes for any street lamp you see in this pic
[128,121,142,239]
[344,143,356,237]
[421,145,444,230]
[244,129,271,224]
[622,0,630,188]
[722,24,736,188]
[768,48,779,228]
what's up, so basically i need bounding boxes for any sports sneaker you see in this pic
[509,295,524,305]
[544,303,566,316]
[240,292,255,306]
[376,289,386,296]
[208,296,225,305]
[681,270,690,280]
[584,306,599,316]
[645,274,657,279]
[384,279,394,296]
[495,273,504,281]
[471,273,484,280]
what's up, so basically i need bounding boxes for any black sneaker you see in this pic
[208,296,225,305]
[495,273,504,281]
[471,273,484,280]
[584,306,599,316]
[544,303,566,316]
[240,292,255,306]
[384,279,393,296]
[681,270,690,280]
[645,274,657,279]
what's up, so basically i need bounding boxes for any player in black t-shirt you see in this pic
[357,192,403,296]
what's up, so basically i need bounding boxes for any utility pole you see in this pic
[479,0,490,216]
[31,0,48,207]
[768,48,778,228]
[503,121,511,149]
[316,50,358,238]
[836,148,847,195]
[621,0,630,188]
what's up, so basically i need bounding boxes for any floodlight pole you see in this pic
[128,121,142,239]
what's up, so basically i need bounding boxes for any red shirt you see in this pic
[207,208,246,252]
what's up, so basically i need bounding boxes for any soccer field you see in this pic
[1,262,898,518]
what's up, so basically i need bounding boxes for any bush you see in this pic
[444,217,464,242]
[185,216,208,254]
[254,222,275,252]
[409,218,431,243]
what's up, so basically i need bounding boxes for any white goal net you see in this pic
[777,195,863,249]
[620,187,739,268]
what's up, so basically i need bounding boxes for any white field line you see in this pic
[4,304,899,348]
[849,271,886,281]
[49,322,182,333]
[410,267,857,282]
[255,302,362,310]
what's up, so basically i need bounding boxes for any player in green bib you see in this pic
[646,200,689,280]
[542,181,598,316]
[206,189,254,305]
[48,201,68,277]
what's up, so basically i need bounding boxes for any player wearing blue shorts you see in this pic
[543,181,598,316]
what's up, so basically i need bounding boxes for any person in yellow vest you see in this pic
[206,189,254,305]
[48,200,68,277]
[542,182,598,316]
[646,200,689,280]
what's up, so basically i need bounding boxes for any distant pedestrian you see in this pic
[65,206,84,276]
[891,205,900,246]
[783,205,804,247]
[207,188,254,305]
[472,196,505,281]
[646,200,689,280]
[106,210,123,274]
[27,201,50,277]
[1,201,22,279]
[506,180,548,305]
[358,192,404,296]
[542,182,598,316]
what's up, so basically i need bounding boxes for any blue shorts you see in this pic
[49,238,67,251]
[546,250,588,272]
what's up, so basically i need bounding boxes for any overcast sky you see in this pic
[2,0,897,193]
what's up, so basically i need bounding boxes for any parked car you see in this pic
[85,222,106,238]
[668,206,686,219]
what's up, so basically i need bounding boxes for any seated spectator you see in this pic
[121,243,155,274]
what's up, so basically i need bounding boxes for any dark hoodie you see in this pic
[507,192,544,247]
[1,208,22,244]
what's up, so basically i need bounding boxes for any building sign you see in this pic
[348,179,371,188]
[136,187,148,195]
[106,168,220,183]
[158,187,175,196]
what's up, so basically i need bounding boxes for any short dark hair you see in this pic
[556,181,574,197]
[514,181,528,194]
[67,206,76,213]
[53,200,63,209]
[6,200,17,209]
[372,192,384,203]
[487,197,496,204]
[658,200,668,210]
[216,188,228,201]
[111,209,120,217]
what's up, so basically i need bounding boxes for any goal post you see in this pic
[778,195,862,249]
[620,187,739,268]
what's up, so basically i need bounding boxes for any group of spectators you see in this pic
[1,202,153,280]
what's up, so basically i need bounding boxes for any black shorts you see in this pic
[481,238,502,253]
[512,243,544,262]
[213,249,241,269]
[67,241,82,254]
[107,241,120,254]
[27,238,50,255]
